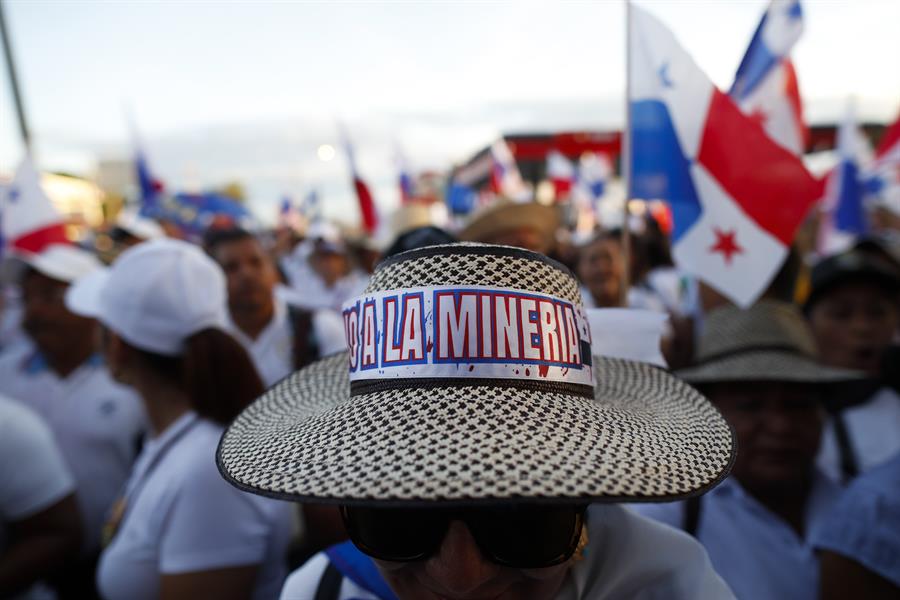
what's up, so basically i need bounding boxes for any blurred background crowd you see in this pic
[1,0,898,599]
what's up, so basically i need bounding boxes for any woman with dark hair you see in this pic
[65,239,292,600]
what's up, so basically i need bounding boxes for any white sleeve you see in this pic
[158,457,275,574]
[575,505,734,600]
[314,309,349,356]
[0,397,75,520]
[279,554,329,600]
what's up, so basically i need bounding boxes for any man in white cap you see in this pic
[0,244,146,596]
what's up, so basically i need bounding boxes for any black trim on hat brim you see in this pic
[215,418,738,510]
[215,354,738,509]
[377,242,579,286]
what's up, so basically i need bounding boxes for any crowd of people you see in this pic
[0,191,898,600]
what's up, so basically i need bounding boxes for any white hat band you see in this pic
[343,285,595,395]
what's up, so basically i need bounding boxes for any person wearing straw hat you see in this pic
[804,246,900,484]
[65,239,292,600]
[633,300,865,600]
[458,198,560,256]
[0,244,146,596]
[217,242,737,599]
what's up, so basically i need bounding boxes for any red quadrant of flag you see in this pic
[698,89,824,246]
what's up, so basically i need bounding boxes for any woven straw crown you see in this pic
[678,299,864,385]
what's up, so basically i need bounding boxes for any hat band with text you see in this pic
[342,285,595,394]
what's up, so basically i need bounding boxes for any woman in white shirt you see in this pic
[65,239,292,600]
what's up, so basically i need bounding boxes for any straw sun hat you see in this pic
[458,198,560,249]
[676,299,864,385]
[218,243,734,505]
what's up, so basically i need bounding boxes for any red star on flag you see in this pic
[748,108,768,129]
[709,228,743,265]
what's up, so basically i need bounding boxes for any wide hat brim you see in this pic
[217,352,735,506]
[676,350,865,385]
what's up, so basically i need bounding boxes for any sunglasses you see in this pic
[340,504,586,569]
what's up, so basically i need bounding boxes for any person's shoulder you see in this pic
[0,341,35,374]
[0,393,75,518]
[810,453,900,585]
[0,393,50,445]
[280,553,329,599]
[280,553,381,600]
[576,504,734,599]
[624,498,685,529]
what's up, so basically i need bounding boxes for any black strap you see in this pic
[683,495,703,537]
[314,561,343,600]
[831,412,859,483]
[288,305,321,370]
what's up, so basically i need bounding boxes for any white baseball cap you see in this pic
[65,238,228,356]
[15,244,103,283]
[115,206,166,240]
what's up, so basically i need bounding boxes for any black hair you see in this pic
[203,228,258,257]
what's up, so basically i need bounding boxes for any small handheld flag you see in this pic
[730,0,808,155]
[1,157,69,254]
[340,127,379,234]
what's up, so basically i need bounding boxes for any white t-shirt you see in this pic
[279,504,734,600]
[0,345,146,553]
[97,412,293,600]
[817,386,900,483]
[229,292,347,387]
[0,394,76,600]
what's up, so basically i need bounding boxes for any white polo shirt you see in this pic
[631,474,840,600]
[0,344,146,553]
[279,504,734,599]
[1,394,76,600]
[229,292,347,387]
[817,386,900,483]
[97,412,293,600]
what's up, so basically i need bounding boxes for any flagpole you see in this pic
[620,0,632,306]
[0,0,31,153]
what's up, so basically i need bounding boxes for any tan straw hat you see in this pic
[676,299,864,384]
[458,198,560,250]
[218,243,734,506]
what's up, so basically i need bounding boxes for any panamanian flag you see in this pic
[628,5,822,308]
[731,0,807,156]
[0,157,69,254]
[817,102,872,254]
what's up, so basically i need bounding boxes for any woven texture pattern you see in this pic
[367,247,581,305]
[218,243,734,504]
[219,354,733,503]
[697,299,818,360]
[681,299,863,383]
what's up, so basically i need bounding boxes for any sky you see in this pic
[1,0,898,224]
